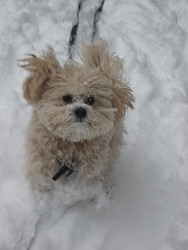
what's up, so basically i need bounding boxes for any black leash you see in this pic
[68,0,105,59]
[68,0,84,59]
[92,0,105,43]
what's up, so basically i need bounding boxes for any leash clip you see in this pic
[52,157,74,181]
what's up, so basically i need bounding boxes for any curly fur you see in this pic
[19,40,134,192]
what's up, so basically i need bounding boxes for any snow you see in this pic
[0,0,188,249]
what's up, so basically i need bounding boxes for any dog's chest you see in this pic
[46,136,110,178]
[51,139,101,164]
[30,118,111,179]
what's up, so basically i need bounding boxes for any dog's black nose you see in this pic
[75,107,87,119]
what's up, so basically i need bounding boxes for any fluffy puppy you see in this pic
[20,40,134,193]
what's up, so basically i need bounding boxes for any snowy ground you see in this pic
[0,0,188,249]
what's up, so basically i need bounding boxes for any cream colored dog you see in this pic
[20,40,134,193]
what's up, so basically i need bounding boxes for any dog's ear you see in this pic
[19,48,60,104]
[79,39,134,124]
[111,80,134,124]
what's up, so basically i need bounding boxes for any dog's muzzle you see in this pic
[75,107,87,122]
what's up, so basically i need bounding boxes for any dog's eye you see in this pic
[63,95,72,103]
[86,96,95,105]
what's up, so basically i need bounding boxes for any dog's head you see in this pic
[20,40,134,142]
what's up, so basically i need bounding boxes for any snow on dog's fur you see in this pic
[20,40,134,197]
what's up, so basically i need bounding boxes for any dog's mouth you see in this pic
[75,117,86,123]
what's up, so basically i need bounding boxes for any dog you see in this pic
[20,40,134,195]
